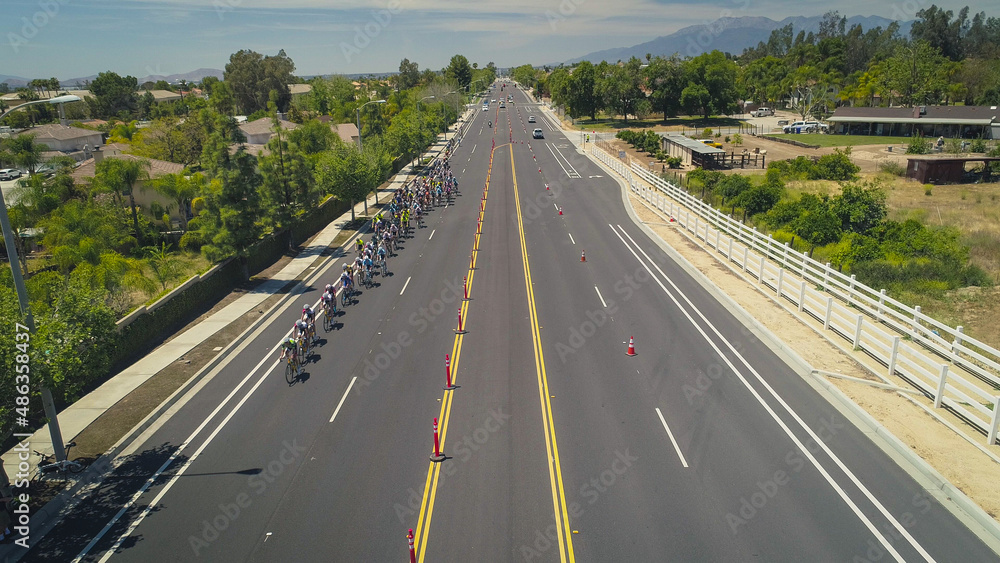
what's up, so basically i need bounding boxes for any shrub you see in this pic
[666,156,682,169]
[970,138,988,153]
[877,160,906,176]
[906,137,931,155]
[724,136,731,143]
[811,148,860,181]
[732,133,743,146]
[924,185,933,196]
[703,128,713,138]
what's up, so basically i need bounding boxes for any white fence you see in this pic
[592,145,1000,445]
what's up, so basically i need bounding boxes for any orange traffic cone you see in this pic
[558,207,563,216]
[581,251,586,262]
[626,337,637,356]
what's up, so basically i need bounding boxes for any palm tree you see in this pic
[8,134,48,175]
[152,172,202,231]
[96,157,151,244]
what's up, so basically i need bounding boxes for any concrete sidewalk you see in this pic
[1,115,472,480]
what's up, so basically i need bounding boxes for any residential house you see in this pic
[70,147,187,224]
[238,117,299,145]
[21,123,103,153]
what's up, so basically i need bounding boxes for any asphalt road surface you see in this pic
[22,84,998,563]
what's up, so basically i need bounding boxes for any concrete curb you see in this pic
[592,153,1000,555]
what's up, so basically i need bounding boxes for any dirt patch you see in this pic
[627,190,1000,525]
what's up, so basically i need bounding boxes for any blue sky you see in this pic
[1,0,995,80]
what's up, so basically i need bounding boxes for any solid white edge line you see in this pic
[77,235,367,560]
[616,225,936,562]
[568,233,576,245]
[554,203,559,212]
[429,229,436,240]
[329,377,358,423]
[594,286,608,309]
[608,224,910,563]
[655,408,689,468]
[87,357,283,563]
[400,276,411,296]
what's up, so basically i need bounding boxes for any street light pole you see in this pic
[0,180,66,464]
[0,94,82,126]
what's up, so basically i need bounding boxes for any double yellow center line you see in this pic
[510,144,576,562]
[414,143,575,562]
[413,146,495,561]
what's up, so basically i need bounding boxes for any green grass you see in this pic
[765,134,915,148]
[565,113,744,132]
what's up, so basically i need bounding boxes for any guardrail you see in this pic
[591,145,1000,445]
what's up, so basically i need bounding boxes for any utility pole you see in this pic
[0,184,66,462]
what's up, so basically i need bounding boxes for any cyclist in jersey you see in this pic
[279,337,300,372]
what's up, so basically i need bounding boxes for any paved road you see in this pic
[22,84,997,562]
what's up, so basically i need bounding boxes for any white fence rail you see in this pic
[592,145,1000,445]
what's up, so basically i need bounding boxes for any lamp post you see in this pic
[0,95,81,470]
[356,99,387,152]
[0,94,82,126]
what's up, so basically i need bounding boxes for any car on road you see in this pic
[750,107,774,117]
[783,120,828,134]
[528,116,536,123]
[500,102,505,108]
[532,128,544,139]
[483,105,489,111]
[0,169,22,181]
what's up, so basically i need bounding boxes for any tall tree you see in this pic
[398,58,421,90]
[684,51,740,118]
[258,101,317,245]
[645,56,687,121]
[87,71,139,118]
[598,58,645,123]
[95,158,151,245]
[566,61,601,120]
[910,5,969,61]
[224,49,296,115]
[445,55,474,90]
[8,134,48,175]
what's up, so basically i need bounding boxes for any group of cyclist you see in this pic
[280,143,461,378]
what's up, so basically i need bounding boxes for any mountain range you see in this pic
[566,15,913,64]
[0,68,224,89]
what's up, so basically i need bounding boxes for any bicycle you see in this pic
[322,306,333,332]
[297,335,309,366]
[341,285,352,307]
[284,352,300,384]
[33,442,86,480]
[381,259,389,277]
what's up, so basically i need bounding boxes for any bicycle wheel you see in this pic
[323,311,332,332]
[341,290,349,307]
[69,458,86,473]
[285,361,296,384]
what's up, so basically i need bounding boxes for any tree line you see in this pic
[510,5,999,124]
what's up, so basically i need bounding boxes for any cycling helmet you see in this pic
[343,264,348,271]
[303,304,311,311]
[325,284,334,293]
